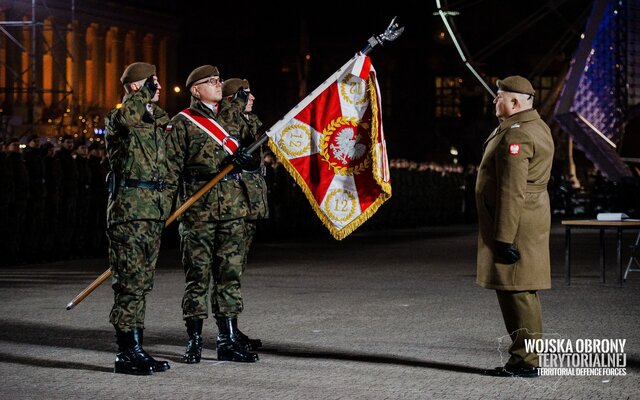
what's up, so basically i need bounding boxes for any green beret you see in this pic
[186,65,220,88]
[222,78,250,97]
[120,62,156,84]
[497,75,535,96]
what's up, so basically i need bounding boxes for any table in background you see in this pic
[561,220,640,286]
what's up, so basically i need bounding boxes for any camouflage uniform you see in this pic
[217,107,268,268]
[167,96,250,319]
[105,86,174,331]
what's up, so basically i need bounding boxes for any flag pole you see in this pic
[65,17,403,310]
[65,163,236,310]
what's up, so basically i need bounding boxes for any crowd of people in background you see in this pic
[2,132,639,267]
[0,134,108,265]
[0,134,479,266]
[262,157,477,237]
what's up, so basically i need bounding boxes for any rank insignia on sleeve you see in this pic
[509,144,520,155]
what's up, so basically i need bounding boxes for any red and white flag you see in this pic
[267,53,392,240]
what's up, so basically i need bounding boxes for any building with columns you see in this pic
[0,0,178,140]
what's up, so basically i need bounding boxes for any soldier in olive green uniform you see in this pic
[167,65,258,364]
[476,76,554,378]
[105,62,173,375]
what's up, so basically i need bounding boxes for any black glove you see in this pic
[234,88,249,104]
[494,240,521,264]
[143,76,158,98]
[230,147,257,170]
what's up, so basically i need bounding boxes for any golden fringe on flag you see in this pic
[268,76,391,240]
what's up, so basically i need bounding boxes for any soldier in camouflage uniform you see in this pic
[166,65,258,364]
[220,78,268,250]
[104,62,173,375]
[219,78,268,350]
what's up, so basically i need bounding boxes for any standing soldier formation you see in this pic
[475,76,554,378]
[24,135,46,263]
[56,134,78,260]
[4,138,27,264]
[167,65,259,364]
[105,62,174,375]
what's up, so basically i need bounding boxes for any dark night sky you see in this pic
[175,1,590,84]
[171,0,591,162]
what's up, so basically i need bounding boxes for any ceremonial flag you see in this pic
[266,53,392,240]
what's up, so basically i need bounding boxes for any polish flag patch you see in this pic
[509,144,520,155]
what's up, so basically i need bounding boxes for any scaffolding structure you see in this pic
[555,0,639,181]
[1,0,76,138]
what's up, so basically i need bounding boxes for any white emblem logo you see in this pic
[330,128,367,163]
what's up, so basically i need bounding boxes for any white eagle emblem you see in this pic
[330,127,367,163]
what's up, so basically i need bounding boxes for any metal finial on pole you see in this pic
[361,16,405,55]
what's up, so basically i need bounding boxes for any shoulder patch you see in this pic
[509,143,521,155]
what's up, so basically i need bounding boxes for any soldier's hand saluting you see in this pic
[234,87,249,104]
[143,76,158,98]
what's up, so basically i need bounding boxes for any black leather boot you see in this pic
[133,327,171,372]
[183,318,204,363]
[114,328,154,375]
[232,318,262,350]
[215,316,259,362]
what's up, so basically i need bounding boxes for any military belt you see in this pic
[185,172,243,183]
[243,166,266,176]
[119,178,167,191]
[526,182,548,193]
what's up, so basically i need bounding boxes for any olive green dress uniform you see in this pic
[167,96,251,319]
[105,85,174,331]
[476,106,554,369]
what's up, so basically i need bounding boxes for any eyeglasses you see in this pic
[196,77,223,86]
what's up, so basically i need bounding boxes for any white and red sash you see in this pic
[179,108,239,155]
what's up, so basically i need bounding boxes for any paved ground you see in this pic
[0,222,639,399]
